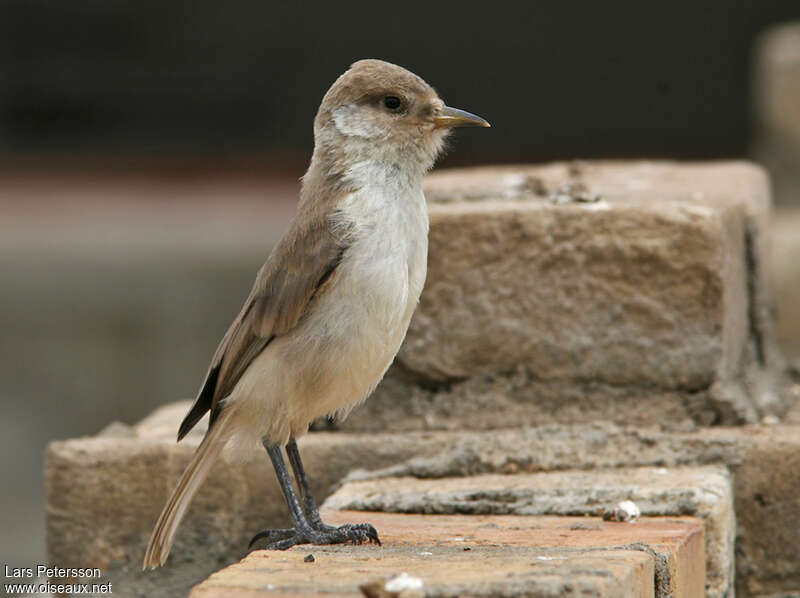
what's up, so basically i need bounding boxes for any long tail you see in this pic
[143,408,234,569]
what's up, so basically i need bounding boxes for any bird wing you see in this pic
[177,205,349,441]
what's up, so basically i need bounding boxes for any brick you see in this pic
[47,405,800,597]
[731,428,800,596]
[324,467,729,597]
[339,421,800,596]
[191,511,706,598]
[339,161,787,433]
[44,403,452,598]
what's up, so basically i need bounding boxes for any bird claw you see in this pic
[335,523,381,546]
[248,522,381,551]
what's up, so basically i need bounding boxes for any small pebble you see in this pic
[384,572,424,593]
[304,554,315,563]
[603,500,641,522]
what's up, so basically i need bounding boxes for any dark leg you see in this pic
[248,441,381,550]
[285,439,331,530]
[285,439,380,543]
[247,444,312,549]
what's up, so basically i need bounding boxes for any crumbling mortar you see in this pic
[618,542,673,598]
[744,222,766,367]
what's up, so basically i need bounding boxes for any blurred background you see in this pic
[2,0,800,573]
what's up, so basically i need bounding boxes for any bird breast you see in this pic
[229,162,430,446]
[329,163,429,345]
[291,163,429,420]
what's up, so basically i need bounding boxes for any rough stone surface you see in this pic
[732,431,800,597]
[785,391,800,425]
[45,403,451,598]
[338,421,800,597]
[334,161,787,433]
[324,467,731,598]
[754,21,800,206]
[47,403,800,596]
[192,511,706,598]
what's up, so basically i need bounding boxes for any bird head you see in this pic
[313,59,489,179]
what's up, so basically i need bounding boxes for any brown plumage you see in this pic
[143,59,488,569]
[177,190,351,440]
[176,60,432,440]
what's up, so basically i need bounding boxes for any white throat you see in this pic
[325,103,446,176]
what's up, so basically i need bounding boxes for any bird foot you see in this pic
[248,523,381,551]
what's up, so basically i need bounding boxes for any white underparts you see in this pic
[223,160,429,458]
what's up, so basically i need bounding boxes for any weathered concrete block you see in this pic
[192,511,706,598]
[731,428,800,597]
[754,21,800,206]
[343,421,800,597]
[339,161,787,433]
[47,404,800,597]
[324,467,731,598]
[44,403,450,598]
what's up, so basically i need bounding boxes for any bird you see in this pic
[143,58,489,568]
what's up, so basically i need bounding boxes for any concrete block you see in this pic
[324,467,730,598]
[340,161,787,433]
[731,428,800,597]
[191,511,706,598]
[47,403,800,596]
[343,421,800,597]
[44,403,450,598]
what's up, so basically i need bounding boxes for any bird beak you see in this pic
[434,106,491,128]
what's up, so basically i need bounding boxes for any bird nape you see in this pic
[143,58,489,569]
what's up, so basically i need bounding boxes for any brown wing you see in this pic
[177,207,348,441]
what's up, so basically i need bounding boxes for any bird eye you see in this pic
[383,96,403,111]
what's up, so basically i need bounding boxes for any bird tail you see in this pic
[142,407,234,569]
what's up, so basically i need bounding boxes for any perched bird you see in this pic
[143,58,489,568]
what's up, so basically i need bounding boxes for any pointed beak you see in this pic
[434,106,491,128]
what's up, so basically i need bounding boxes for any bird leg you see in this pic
[285,439,380,543]
[285,438,333,531]
[248,440,380,550]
